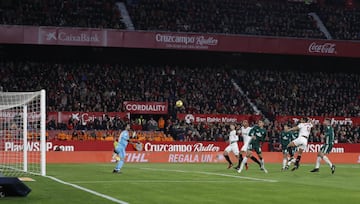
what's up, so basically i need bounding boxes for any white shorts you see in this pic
[240,136,252,152]
[292,136,308,150]
[224,142,239,155]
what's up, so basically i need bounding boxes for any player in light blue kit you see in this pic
[113,123,131,174]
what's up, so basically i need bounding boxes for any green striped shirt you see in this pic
[324,126,335,145]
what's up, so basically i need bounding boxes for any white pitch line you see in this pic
[46,175,129,204]
[140,167,278,183]
[70,180,257,184]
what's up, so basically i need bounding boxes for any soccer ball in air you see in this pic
[176,100,183,107]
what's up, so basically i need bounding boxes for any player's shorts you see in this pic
[240,142,249,152]
[248,143,262,155]
[320,144,333,154]
[224,142,239,155]
[282,148,288,154]
[240,136,252,152]
[282,145,297,155]
[115,146,126,160]
[292,136,308,150]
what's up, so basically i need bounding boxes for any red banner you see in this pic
[2,151,358,164]
[0,110,40,122]
[2,140,360,153]
[177,113,261,124]
[47,111,130,124]
[276,116,359,125]
[1,25,360,58]
[123,101,168,114]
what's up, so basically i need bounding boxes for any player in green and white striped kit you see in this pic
[310,118,336,174]
[280,124,297,171]
[237,119,267,173]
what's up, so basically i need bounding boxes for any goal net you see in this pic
[0,90,46,177]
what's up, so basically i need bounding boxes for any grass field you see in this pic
[1,163,360,204]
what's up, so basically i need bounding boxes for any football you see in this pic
[176,100,183,107]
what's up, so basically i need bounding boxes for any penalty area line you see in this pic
[140,168,278,183]
[46,175,129,204]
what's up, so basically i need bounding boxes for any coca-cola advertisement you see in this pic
[124,101,168,114]
[1,25,360,58]
[177,113,261,124]
[308,42,336,54]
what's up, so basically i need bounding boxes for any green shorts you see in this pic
[248,144,262,155]
[320,144,333,154]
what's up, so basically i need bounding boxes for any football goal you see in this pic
[0,90,46,177]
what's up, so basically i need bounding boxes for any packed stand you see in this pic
[1,60,360,143]
[0,0,125,29]
[231,69,360,118]
[126,0,325,39]
[0,60,252,115]
[317,3,360,40]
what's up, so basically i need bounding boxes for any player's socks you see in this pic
[331,165,336,174]
[323,156,333,167]
[250,156,261,167]
[287,157,295,166]
[237,157,248,173]
[260,159,268,173]
[224,155,232,168]
[315,156,321,168]
[291,155,301,171]
[295,155,301,165]
[234,154,243,169]
[282,158,287,169]
[293,155,301,169]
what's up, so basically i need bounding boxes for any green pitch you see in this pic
[1,163,360,204]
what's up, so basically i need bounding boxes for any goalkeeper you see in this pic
[113,123,131,174]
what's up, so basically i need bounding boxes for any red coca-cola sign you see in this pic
[308,42,336,54]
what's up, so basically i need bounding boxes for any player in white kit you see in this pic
[233,120,251,170]
[223,124,240,169]
[286,117,313,171]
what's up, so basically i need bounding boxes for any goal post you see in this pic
[0,89,46,177]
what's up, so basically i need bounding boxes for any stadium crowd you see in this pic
[0,0,359,40]
[1,60,359,144]
[0,0,125,29]
[318,4,360,40]
[126,0,325,39]
[231,68,360,118]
